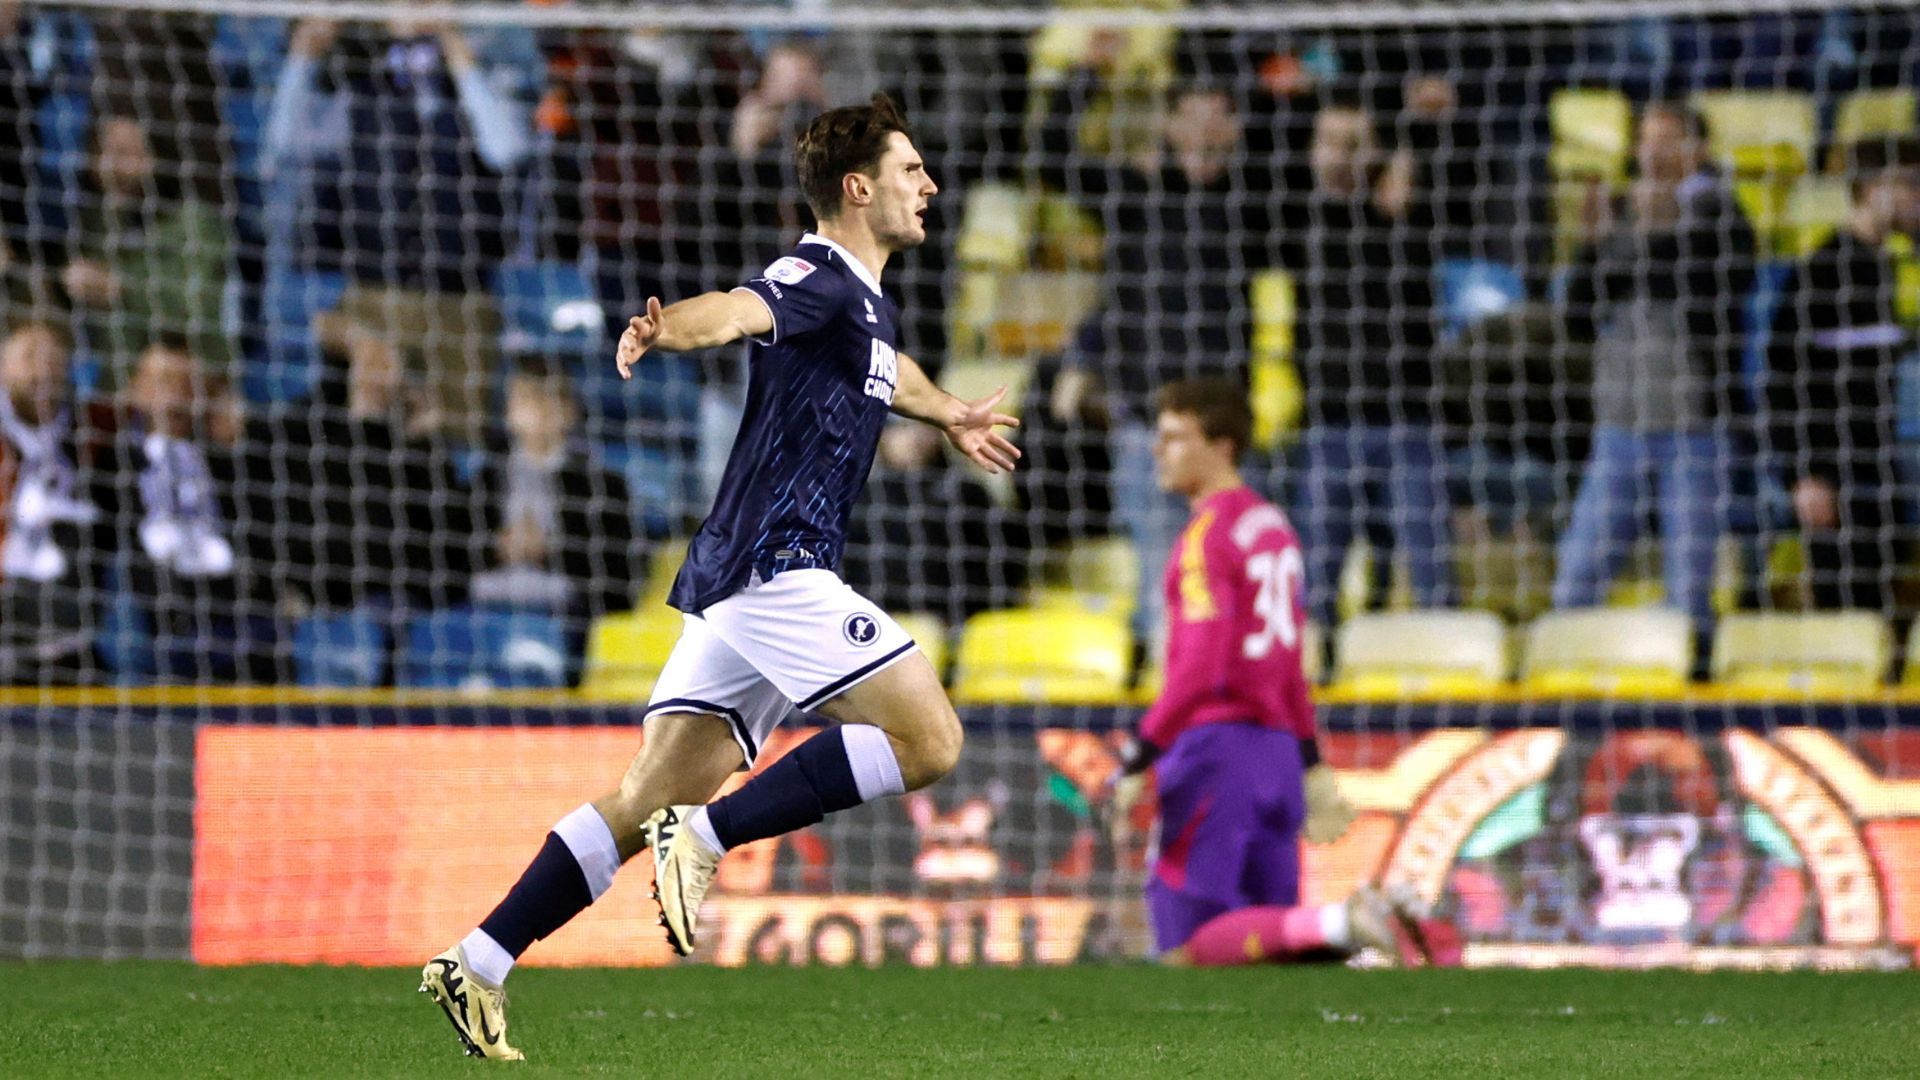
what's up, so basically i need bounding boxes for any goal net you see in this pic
[4,0,1920,970]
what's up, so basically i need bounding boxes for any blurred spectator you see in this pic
[845,422,1031,626]
[695,41,841,499]
[1765,137,1920,612]
[260,315,470,614]
[1394,74,1486,261]
[261,17,535,439]
[0,2,52,296]
[465,355,640,629]
[1040,66,1275,634]
[60,110,233,390]
[534,28,741,515]
[87,9,228,186]
[1551,102,1756,626]
[89,341,277,683]
[1285,96,1455,627]
[536,29,735,293]
[0,321,99,681]
[1014,355,1115,550]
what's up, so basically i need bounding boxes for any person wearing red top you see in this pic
[1114,378,1450,967]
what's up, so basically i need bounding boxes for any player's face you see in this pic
[1152,410,1228,496]
[867,132,938,251]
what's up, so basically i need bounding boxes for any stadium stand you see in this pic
[8,0,1920,976]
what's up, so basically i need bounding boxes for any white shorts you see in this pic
[644,569,918,765]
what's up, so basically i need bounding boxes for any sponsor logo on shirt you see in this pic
[864,339,898,405]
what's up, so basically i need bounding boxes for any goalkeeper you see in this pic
[1112,378,1440,966]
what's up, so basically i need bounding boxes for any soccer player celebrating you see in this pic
[420,95,1020,1059]
[1112,378,1436,967]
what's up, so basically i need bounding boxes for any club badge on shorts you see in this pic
[842,613,879,647]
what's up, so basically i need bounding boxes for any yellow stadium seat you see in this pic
[1781,175,1852,257]
[1032,537,1140,617]
[580,606,684,698]
[1549,88,1633,179]
[1712,611,1892,695]
[1331,611,1509,698]
[954,182,1036,271]
[952,607,1133,705]
[1834,88,1918,149]
[1521,607,1693,696]
[940,359,1033,421]
[1693,90,1817,177]
[1302,620,1325,687]
[892,613,950,682]
[1899,631,1920,687]
[639,541,686,608]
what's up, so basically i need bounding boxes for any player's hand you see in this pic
[1302,763,1357,845]
[1108,769,1148,846]
[945,386,1021,475]
[616,297,664,381]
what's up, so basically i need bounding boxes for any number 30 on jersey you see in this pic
[1243,547,1304,659]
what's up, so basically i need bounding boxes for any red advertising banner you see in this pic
[193,724,1920,968]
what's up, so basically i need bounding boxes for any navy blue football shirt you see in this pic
[668,233,903,613]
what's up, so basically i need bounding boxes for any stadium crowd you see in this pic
[3,4,1920,686]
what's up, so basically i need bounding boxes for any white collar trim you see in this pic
[799,232,883,296]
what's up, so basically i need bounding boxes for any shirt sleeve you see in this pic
[735,256,847,345]
[1138,518,1238,750]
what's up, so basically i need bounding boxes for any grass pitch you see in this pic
[1,962,1915,1078]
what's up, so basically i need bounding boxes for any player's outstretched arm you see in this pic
[891,352,1022,475]
[614,291,774,379]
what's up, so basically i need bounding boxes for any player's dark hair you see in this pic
[795,93,914,222]
[1156,377,1254,461]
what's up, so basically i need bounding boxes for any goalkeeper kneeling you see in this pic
[1111,379,1458,967]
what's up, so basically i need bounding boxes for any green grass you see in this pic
[1,963,1916,1078]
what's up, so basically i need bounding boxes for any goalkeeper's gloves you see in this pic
[1107,733,1161,844]
[1109,772,1148,846]
[1302,762,1357,845]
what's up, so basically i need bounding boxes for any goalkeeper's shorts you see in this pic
[1147,722,1305,950]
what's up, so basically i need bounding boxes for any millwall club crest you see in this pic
[843,613,880,647]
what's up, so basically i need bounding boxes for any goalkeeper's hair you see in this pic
[796,93,914,222]
[1155,377,1254,462]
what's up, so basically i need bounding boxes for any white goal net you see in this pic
[3,0,1920,970]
